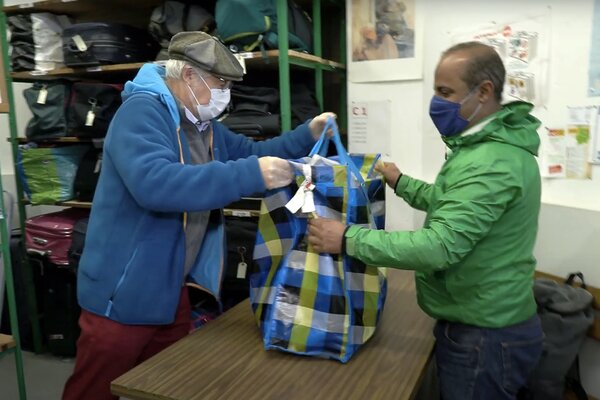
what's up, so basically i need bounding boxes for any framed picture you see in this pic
[347,0,423,82]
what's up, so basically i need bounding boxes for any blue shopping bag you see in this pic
[250,118,387,362]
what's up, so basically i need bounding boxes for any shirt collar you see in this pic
[184,107,210,132]
[460,114,494,137]
[445,114,495,157]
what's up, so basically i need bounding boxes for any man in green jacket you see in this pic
[308,41,544,399]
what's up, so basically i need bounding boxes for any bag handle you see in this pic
[308,117,365,186]
[565,272,587,289]
[307,117,377,227]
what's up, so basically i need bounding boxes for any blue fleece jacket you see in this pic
[77,64,316,324]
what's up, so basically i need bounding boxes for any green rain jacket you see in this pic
[345,101,542,328]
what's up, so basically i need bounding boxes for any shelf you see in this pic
[8,137,94,144]
[22,199,92,208]
[9,51,344,82]
[22,199,259,215]
[10,62,145,82]
[3,0,164,27]
[240,50,345,72]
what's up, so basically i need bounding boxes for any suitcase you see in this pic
[25,208,90,266]
[62,22,160,67]
[28,256,80,357]
[0,236,36,352]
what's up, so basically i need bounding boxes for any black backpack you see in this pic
[523,273,594,400]
[67,82,123,138]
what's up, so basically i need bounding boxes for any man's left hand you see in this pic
[309,112,337,140]
[307,218,346,254]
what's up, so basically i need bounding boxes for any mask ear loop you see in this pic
[186,83,202,106]
[461,85,483,121]
[466,101,482,121]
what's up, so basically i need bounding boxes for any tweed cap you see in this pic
[168,31,244,81]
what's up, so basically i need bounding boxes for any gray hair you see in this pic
[164,59,207,80]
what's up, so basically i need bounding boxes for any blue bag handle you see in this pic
[308,126,330,157]
[308,117,365,185]
[307,117,377,227]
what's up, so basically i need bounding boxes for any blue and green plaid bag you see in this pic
[250,118,387,363]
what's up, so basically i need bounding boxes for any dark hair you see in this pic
[442,41,505,102]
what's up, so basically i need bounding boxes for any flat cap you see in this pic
[168,31,244,81]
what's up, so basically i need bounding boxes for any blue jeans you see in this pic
[434,315,543,400]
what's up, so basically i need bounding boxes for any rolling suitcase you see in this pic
[24,208,89,266]
[41,261,79,357]
[28,255,80,357]
[62,22,159,67]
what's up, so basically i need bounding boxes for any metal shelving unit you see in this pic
[0,0,347,365]
[0,3,27,396]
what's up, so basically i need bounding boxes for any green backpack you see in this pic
[215,0,312,53]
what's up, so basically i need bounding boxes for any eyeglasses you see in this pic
[207,74,233,90]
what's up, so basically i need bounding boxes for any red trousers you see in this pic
[62,286,191,400]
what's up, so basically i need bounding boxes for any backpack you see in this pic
[148,1,215,60]
[524,273,594,400]
[23,80,72,140]
[215,0,312,53]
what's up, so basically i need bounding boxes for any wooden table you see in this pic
[111,269,435,400]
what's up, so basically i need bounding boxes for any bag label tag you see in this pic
[37,86,48,104]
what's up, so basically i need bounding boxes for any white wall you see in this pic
[347,0,600,396]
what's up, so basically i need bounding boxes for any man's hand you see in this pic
[258,157,294,189]
[309,112,337,140]
[375,161,402,190]
[307,218,347,254]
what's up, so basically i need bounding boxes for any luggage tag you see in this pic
[37,84,48,105]
[286,164,316,214]
[72,34,88,52]
[236,246,248,279]
[93,155,102,174]
[86,98,97,127]
[234,54,247,74]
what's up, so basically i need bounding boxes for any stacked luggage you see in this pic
[24,208,90,357]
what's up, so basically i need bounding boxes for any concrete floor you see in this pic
[0,351,74,400]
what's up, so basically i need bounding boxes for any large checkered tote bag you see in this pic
[250,118,387,363]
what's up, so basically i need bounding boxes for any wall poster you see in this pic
[347,0,423,82]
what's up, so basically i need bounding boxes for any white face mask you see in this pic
[186,75,230,121]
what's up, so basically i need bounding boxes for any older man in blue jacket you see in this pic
[63,31,334,400]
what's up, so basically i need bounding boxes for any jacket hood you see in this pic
[122,63,180,128]
[444,101,541,156]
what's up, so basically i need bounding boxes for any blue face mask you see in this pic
[429,89,482,137]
